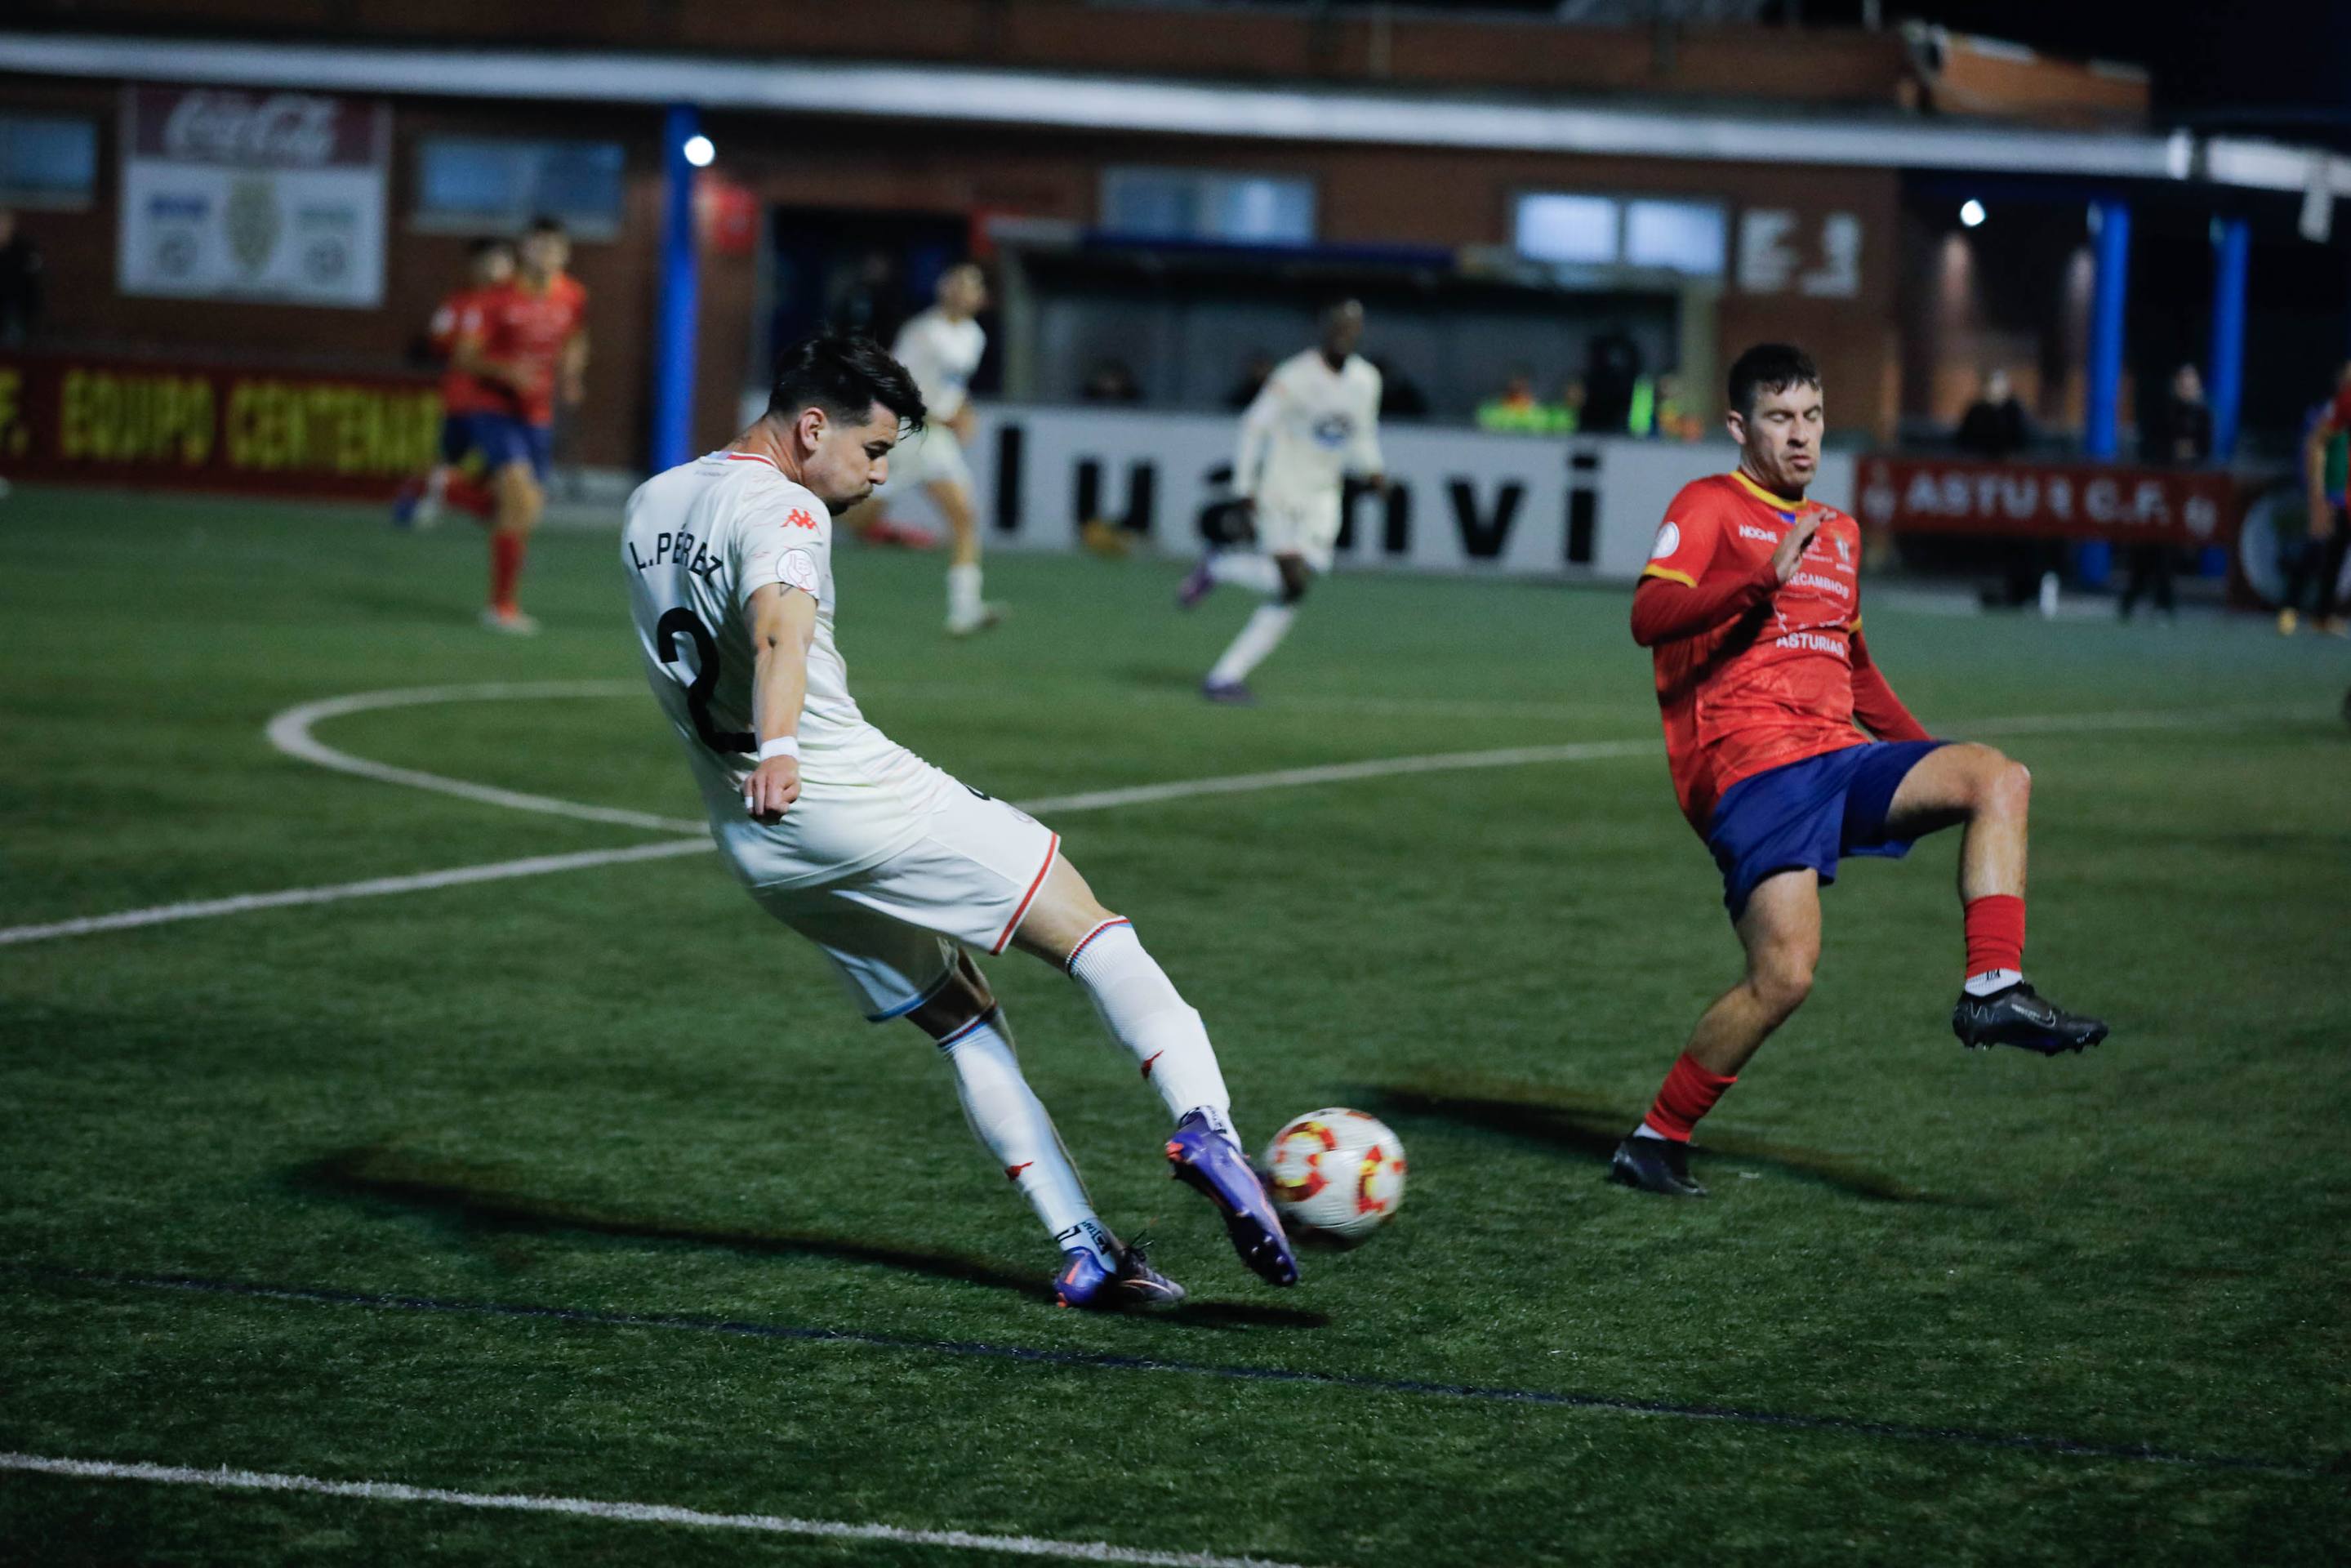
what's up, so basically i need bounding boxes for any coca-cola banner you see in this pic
[118,85,390,308]
[1855,455,2237,546]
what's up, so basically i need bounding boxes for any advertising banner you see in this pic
[118,85,390,309]
[883,405,1858,583]
[0,353,440,497]
[1855,455,2237,546]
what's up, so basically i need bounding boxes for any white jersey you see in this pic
[1235,350,1384,506]
[622,450,955,889]
[891,308,986,424]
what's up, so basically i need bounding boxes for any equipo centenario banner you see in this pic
[0,353,439,497]
[118,85,391,310]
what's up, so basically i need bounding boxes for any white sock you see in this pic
[1208,603,1296,687]
[1964,968,2024,998]
[1207,550,1283,595]
[947,561,983,624]
[1633,1123,1670,1142]
[936,1009,1114,1264]
[1065,919,1239,1146]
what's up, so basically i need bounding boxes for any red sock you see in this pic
[489,532,526,612]
[1642,1052,1738,1143]
[1963,893,2026,983]
[447,474,496,520]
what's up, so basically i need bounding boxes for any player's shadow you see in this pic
[294,1146,1325,1331]
[1366,1082,1944,1205]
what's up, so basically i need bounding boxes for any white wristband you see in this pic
[756,736,800,763]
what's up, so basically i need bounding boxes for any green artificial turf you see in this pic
[2,486,2347,1565]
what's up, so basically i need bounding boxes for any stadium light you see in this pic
[683,134,715,168]
[1960,199,1986,229]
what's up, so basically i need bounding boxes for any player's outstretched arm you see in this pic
[742,582,815,822]
[1232,382,1280,500]
[1630,565,1774,646]
[1850,626,1931,742]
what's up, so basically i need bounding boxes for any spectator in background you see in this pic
[1956,369,2030,458]
[0,208,42,347]
[1083,358,1142,404]
[1651,372,1703,441]
[1370,356,1428,421]
[1225,350,1275,411]
[1582,324,1642,435]
[1957,371,2042,606]
[1478,367,1548,434]
[2282,359,2351,637]
[2121,362,2211,621]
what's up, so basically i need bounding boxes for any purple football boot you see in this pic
[1166,1111,1299,1287]
[1055,1241,1186,1311]
[1177,556,1217,609]
[1201,678,1256,706]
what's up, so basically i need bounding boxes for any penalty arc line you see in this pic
[5,1267,2319,1480]
[0,1452,1325,1568]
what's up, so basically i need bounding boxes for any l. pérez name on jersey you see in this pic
[626,529,724,582]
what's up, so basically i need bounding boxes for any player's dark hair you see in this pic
[766,333,928,434]
[468,236,514,260]
[1728,343,1821,419]
[525,215,567,238]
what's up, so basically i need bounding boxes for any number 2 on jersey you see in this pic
[656,608,755,755]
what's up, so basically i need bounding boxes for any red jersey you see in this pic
[460,271,589,426]
[429,287,506,417]
[1632,470,1927,830]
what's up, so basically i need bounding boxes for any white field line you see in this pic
[0,1452,1323,1568]
[0,840,715,948]
[265,681,704,834]
[0,685,2304,951]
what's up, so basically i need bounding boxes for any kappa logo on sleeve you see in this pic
[779,549,821,594]
[786,509,818,531]
[1650,521,1681,559]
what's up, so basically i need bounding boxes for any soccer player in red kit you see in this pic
[1612,344,2106,1199]
[394,236,512,530]
[449,216,590,632]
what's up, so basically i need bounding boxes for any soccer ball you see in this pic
[1262,1108,1406,1245]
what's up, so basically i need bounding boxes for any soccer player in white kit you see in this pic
[849,263,1000,636]
[1179,300,1386,702]
[622,334,1298,1308]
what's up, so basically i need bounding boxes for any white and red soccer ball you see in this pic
[1262,1108,1406,1244]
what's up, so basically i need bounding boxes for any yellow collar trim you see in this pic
[1730,470,1809,513]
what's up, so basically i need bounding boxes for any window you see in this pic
[412,137,625,240]
[1514,193,1619,266]
[0,114,99,210]
[1623,199,1726,276]
[1101,168,1316,244]
[1514,192,1726,278]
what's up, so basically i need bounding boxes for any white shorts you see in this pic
[746,783,1059,1021]
[879,422,973,494]
[1254,488,1342,572]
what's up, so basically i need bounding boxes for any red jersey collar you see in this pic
[1728,469,1812,514]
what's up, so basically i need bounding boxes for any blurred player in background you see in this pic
[1612,344,2107,1199]
[449,216,589,633]
[621,333,1298,1307]
[394,236,514,531]
[2282,359,2351,637]
[848,263,1001,636]
[1179,300,1385,703]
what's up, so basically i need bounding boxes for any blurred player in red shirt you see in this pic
[394,236,512,531]
[1611,344,2107,1199]
[448,216,590,633]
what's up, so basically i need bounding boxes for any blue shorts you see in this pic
[1704,740,1948,920]
[458,413,552,482]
